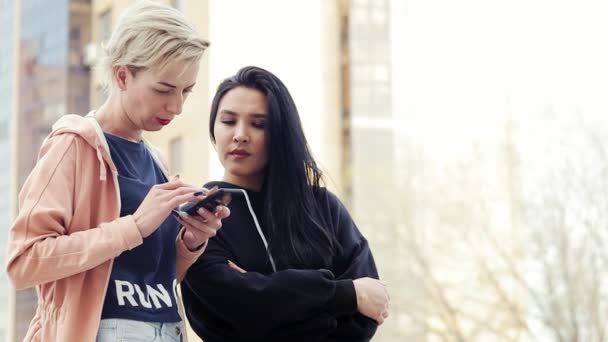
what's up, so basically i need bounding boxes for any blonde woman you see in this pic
[6,1,228,341]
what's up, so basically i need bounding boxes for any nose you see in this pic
[233,123,249,143]
[166,93,184,115]
[233,135,249,143]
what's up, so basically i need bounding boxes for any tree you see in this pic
[396,111,608,341]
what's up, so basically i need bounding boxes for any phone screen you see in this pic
[178,189,234,215]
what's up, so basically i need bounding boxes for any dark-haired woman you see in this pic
[182,66,389,342]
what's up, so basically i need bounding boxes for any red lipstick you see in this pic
[157,118,171,126]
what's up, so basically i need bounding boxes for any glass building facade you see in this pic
[0,0,16,338]
[348,0,412,339]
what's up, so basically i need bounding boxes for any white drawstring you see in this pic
[95,146,107,181]
[234,189,277,272]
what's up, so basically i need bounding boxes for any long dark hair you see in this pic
[209,66,339,269]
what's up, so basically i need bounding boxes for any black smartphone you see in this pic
[178,188,239,216]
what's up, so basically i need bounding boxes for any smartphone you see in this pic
[177,188,239,216]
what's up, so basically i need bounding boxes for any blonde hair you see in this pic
[100,0,209,94]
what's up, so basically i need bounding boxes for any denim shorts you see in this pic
[96,318,183,342]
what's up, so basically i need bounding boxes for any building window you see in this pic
[169,137,183,174]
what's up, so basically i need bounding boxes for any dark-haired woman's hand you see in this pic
[353,277,390,324]
[175,199,231,251]
[227,260,247,273]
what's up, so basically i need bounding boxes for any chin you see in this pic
[224,167,255,179]
[226,169,251,178]
[146,124,163,132]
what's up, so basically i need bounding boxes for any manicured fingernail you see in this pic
[171,209,181,218]
[193,191,204,196]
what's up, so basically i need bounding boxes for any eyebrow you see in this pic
[157,81,196,89]
[219,109,267,118]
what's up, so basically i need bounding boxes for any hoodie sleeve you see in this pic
[6,133,143,289]
[181,233,353,340]
[313,190,379,341]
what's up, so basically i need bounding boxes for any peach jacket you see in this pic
[6,114,204,341]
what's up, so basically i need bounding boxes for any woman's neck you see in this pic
[222,173,263,192]
[95,97,142,142]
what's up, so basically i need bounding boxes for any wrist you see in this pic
[132,214,146,238]
[353,279,366,309]
[181,230,207,251]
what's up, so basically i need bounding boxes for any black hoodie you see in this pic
[181,181,379,341]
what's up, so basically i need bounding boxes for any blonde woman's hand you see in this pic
[133,180,205,238]
[353,277,390,324]
[175,187,231,251]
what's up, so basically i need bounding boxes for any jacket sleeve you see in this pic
[6,134,143,289]
[182,234,356,340]
[175,228,206,282]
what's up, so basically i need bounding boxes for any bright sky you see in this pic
[394,0,608,151]
[206,0,608,170]
[207,0,324,179]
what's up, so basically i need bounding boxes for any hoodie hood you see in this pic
[47,113,116,181]
[47,112,169,182]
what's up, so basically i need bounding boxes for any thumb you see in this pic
[227,260,247,273]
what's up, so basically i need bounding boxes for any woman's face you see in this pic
[213,86,269,190]
[119,60,199,131]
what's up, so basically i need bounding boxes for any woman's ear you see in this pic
[115,65,129,91]
[210,125,218,151]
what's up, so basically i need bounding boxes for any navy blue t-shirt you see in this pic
[101,133,181,322]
